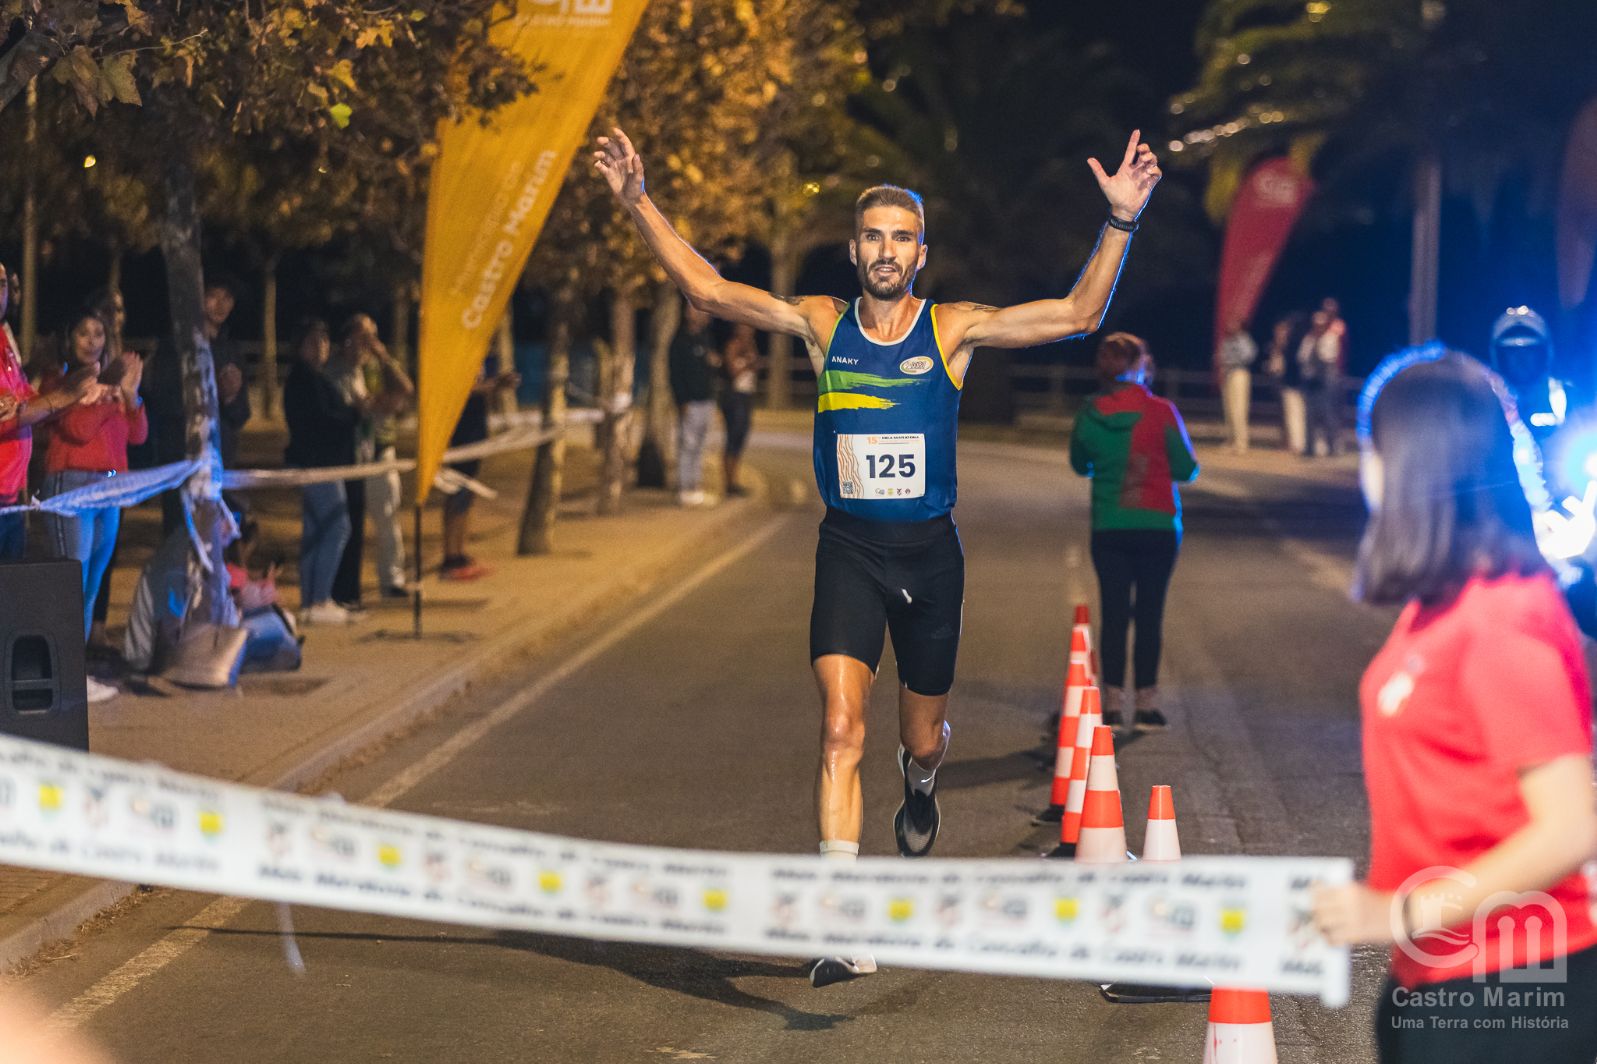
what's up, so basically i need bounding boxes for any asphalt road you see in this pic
[14,429,1397,1063]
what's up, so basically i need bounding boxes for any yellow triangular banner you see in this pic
[416,0,649,496]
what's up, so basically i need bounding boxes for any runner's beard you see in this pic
[859,259,915,301]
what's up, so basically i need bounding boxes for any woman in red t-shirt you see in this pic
[40,308,146,665]
[1313,351,1597,1062]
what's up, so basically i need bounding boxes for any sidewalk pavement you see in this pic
[0,432,776,972]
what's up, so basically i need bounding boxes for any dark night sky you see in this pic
[15,2,1591,387]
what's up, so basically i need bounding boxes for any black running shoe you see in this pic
[1102,708,1126,729]
[1133,708,1168,732]
[894,746,941,857]
[809,955,877,987]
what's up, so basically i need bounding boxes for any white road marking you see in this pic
[46,896,249,1033]
[45,514,794,1033]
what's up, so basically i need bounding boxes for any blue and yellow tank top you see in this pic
[813,299,962,522]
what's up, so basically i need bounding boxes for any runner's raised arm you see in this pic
[593,128,841,350]
[936,131,1162,370]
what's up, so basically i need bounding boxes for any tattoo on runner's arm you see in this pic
[949,302,998,313]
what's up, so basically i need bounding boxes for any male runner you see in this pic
[594,126,1161,986]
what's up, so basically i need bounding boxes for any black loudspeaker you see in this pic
[0,559,89,751]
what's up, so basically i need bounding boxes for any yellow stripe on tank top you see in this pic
[817,392,897,413]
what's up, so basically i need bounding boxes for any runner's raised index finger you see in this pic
[1121,130,1141,170]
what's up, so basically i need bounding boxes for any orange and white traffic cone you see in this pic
[1201,989,1278,1064]
[1047,686,1101,857]
[1142,785,1181,862]
[1036,662,1092,823]
[1070,605,1097,686]
[1075,725,1128,864]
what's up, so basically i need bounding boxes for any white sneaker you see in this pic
[85,677,119,703]
[300,602,357,626]
[678,489,707,508]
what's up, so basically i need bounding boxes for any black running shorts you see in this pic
[809,508,965,696]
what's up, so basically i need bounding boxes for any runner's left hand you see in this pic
[1089,130,1161,224]
[1535,483,1597,562]
[1311,882,1398,946]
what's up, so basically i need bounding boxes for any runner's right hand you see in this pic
[593,127,646,206]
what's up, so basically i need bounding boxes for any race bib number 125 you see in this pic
[836,433,926,500]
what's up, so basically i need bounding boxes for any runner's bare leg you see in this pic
[814,654,874,846]
[899,687,950,768]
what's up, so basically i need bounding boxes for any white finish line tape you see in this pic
[0,734,1351,1005]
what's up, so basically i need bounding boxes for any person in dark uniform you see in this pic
[595,124,1161,986]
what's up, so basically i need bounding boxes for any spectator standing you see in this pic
[349,315,415,597]
[282,320,362,626]
[1267,313,1308,455]
[1069,333,1198,730]
[1313,351,1597,1061]
[1216,317,1256,453]
[85,285,127,649]
[0,261,100,560]
[1321,296,1349,375]
[147,276,247,533]
[1299,310,1343,456]
[39,308,145,702]
[669,302,717,507]
[326,318,375,610]
[327,314,417,606]
[717,322,758,497]
[440,359,519,581]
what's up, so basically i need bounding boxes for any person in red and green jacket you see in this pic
[1069,332,1197,731]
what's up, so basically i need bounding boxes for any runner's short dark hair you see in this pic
[1354,349,1546,606]
[855,185,925,240]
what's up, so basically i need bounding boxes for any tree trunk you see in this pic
[636,280,679,489]
[766,228,799,410]
[160,150,230,627]
[518,293,573,555]
[20,79,37,359]
[495,306,518,418]
[260,254,280,421]
[597,288,637,515]
[390,283,412,366]
[108,247,122,292]
[1409,151,1442,346]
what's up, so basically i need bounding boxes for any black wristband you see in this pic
[1106,214,1139,233]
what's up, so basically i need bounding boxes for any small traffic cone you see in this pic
[1201,989,1278,1064]
[1075,726,1128,864]
[1035,662,1091,823]
[1142,785,1181,862]
[1069,606,1097,686]
[1047,686,1101,857]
